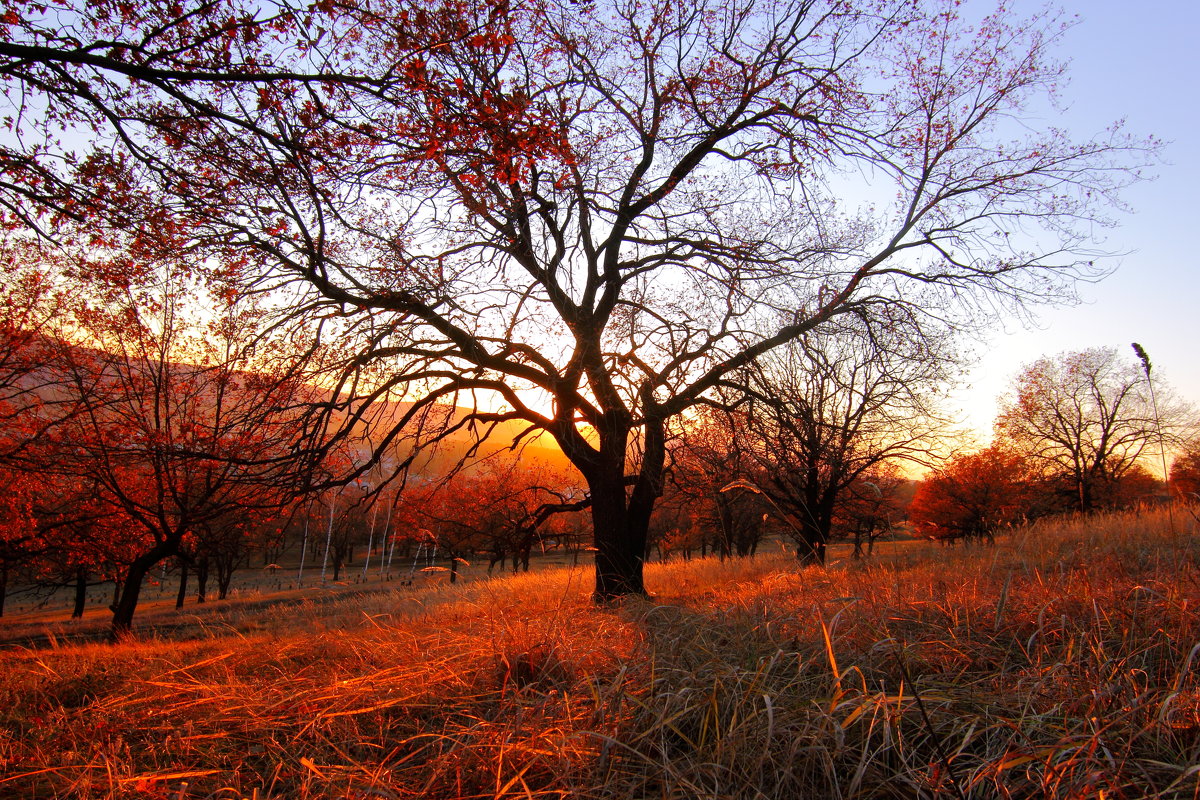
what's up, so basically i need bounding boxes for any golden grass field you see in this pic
[3,507,1200,798]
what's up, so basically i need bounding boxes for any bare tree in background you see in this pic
[736,314,950,564]
[996,347,1191,513]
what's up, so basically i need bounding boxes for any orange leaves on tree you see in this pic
[908,446,1031,542]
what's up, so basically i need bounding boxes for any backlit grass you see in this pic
[2,507,1199,798]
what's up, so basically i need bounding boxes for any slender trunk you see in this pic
[72,568,87,618]
[297,506,310,586]
[195,556,209,603]
[216,564,234,599]
[449,555,458,584]
[175,557,189,609]
[382,490,399,579]
[214,551,236,600]
[320,499,334,584]
[362,501,378,580]
[0,563,7,618]
[384,530,396,578]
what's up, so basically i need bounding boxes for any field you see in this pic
[2,509,1200,799]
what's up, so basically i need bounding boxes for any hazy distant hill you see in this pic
[5,332,573,482]
[310,392,575,484]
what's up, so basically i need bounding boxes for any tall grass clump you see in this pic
[2,505,1199,798]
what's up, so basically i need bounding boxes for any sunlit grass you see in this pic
[3,507,1199,798]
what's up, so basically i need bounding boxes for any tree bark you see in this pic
[215,554,235,599]
[175,557,189,609]
[794,507,830,567]
[195,556,209,603]
[588,414,664,601]
[72,568,87,618]
[590,475,645,600]
[111,543,175,639]
[795,535,827,566]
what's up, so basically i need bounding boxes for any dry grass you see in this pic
[3,508,1200,798]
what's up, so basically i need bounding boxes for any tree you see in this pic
[1170,442,1200,502]
[668,408,769,560]
[20,272,325,636]
[2,0,1150,600]
[27,475,138,619]
[908,446,1031,543]
[398,460,585,581]
[736,317,950,565]
[0,466,39,616]
[0,0,377,237]
[0,239,70,463]
[996,348,1188,513]
[833,465,911,559]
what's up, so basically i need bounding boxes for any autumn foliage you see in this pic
[1172,443,1200,501]
[908,446,1032,542]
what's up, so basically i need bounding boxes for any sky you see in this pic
[947,1,1200,440]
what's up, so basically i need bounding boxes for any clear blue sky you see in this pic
[950,1,1200,438]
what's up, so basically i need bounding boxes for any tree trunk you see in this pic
[215,553,235,600]
[795,534,827,566]
[794,512,829,566]
[553,406,663,602]
[788,490,835,567]
[72,568,87,618]
[590,475,646,600]
[195,556,209,603]
[175,557,189,609]
[111,544,174,639]
[0,563,7,617]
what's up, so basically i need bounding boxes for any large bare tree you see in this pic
[1,0,1150,599]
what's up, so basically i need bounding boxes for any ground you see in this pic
[1,508,1199,798]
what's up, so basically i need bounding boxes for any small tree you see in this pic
[400,460,585,581]
[668,409,768,560]
[1170,444,1200,502]
[737,318,949,565]
[909,446,1031,543]
[834,466,911,559]
[24,273,327,636]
